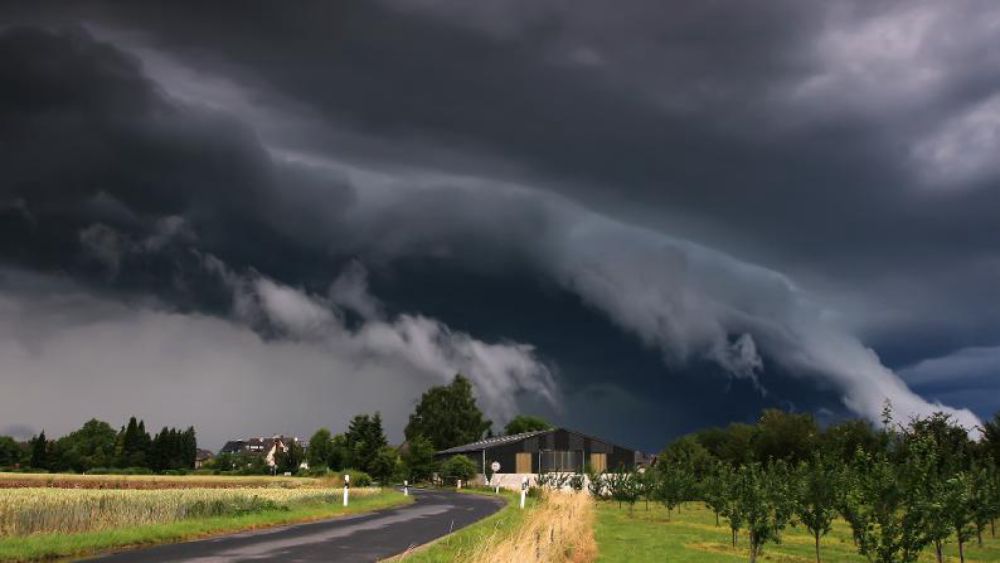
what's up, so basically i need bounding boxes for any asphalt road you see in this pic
[83,489,505,562]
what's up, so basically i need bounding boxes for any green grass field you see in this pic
[595,501,1000,562]
[0,489,411,562]
[396,489,537,562]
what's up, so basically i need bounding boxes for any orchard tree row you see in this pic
[584,405,1000,563]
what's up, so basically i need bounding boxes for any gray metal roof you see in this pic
[435,427,645,456]
[435,429,552,454]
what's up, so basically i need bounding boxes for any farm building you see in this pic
[435,428,643,482]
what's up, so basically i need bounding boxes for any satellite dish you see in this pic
[491,461,501,472]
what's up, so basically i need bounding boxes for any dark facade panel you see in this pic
[435,428,639,474]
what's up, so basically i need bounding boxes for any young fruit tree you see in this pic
[793,455,838,563]
[655,462,691,520]
[841,443,936,563]
[586,468,606,498]
[731,462,793,563]
[606,470,640,513]
[701,462,729,527]
[719,466,745,548]
[636,468,657,511]
[937,473,976,563]
[970,464,996,546]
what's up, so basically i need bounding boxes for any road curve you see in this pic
[82,489,505,562]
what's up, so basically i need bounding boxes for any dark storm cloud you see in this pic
[44,0,999,361]
[1,1,998,446]
[0,26,565,446]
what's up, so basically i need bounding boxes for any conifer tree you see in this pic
[30,431,47,470]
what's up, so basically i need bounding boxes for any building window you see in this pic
[540,450,582,472]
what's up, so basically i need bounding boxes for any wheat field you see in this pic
[0,486,378,536]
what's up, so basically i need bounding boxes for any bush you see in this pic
[307,465,331,477]
[439,455,477,485]
[342,469,373,487]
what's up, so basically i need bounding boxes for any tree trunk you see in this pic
[934,540,943,563]
[715,511,720,527]
[958,537,965,563]
[732,529,738,548]
[978,526,983,547]
[992,518,996,538]
[814,531,821,563]
[748,537,757,563]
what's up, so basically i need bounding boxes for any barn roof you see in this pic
[436,429,551,454]
[435,427,640,455]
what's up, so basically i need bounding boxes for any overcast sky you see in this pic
[2,1,999,451]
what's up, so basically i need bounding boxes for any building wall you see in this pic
[439,429,637,476]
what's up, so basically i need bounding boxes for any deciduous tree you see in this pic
[404,374,491,450]
[503,415,552,435]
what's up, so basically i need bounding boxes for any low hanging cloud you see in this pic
[319,159,981,429]
[532,196,980,428]
[0,263,559,446]
[211,256,560,423]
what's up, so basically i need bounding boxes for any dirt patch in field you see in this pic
[684,541,813,562]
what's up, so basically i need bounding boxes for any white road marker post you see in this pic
[491,461,501,494]
[343,473,350,507]
[403,480,408,496]
[457,479,462,489]
[520,477,528,509]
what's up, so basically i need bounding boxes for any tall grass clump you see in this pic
[462,491,596,563]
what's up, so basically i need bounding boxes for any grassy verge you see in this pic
[0,490,411,562]
[394,489,534,561]
[594,500,1000,562]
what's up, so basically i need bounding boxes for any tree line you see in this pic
[580,405,1000,563]
[245,374,542,484]
[0,417,197,474]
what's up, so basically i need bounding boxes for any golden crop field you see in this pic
[0,472,328,490]
[0,486,379,536]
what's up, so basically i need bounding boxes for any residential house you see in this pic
[219,435,303,468]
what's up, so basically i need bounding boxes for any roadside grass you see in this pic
[595,501,1000,562]
[0,489,411,562]
[467,490,595,563]
[398,488,595,563]
[394,488,531,561]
